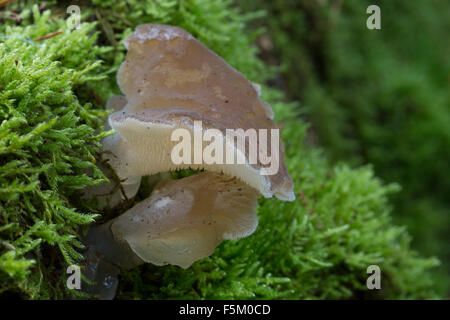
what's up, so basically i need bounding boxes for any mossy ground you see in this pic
[0,1,443,299]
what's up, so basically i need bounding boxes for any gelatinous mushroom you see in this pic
[112,172,259,268]
[105,24,294,201]
[81,24,296,299]
[81,172,258,298]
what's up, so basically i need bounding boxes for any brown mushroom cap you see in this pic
[110,172,259,268]
[105,24,294,201]
[118,24,274,120]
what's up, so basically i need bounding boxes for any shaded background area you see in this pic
[239,0,450,295]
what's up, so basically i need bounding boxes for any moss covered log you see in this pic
[0,0,442,299]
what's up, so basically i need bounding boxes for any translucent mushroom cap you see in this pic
[118,24,274,119]
[110,172,259,268]
[105,24,295,201]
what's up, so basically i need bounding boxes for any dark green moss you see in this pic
[239,0,449,296]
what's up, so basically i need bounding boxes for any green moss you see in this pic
[0,0,441,299]
[0,5,111,298]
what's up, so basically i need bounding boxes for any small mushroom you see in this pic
[81,172,258,298]
[111,172,259,268]
[104,24,294,201]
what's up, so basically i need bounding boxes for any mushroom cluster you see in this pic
[82,24,294,299]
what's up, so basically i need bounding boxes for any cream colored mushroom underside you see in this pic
[104,115,297,200]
